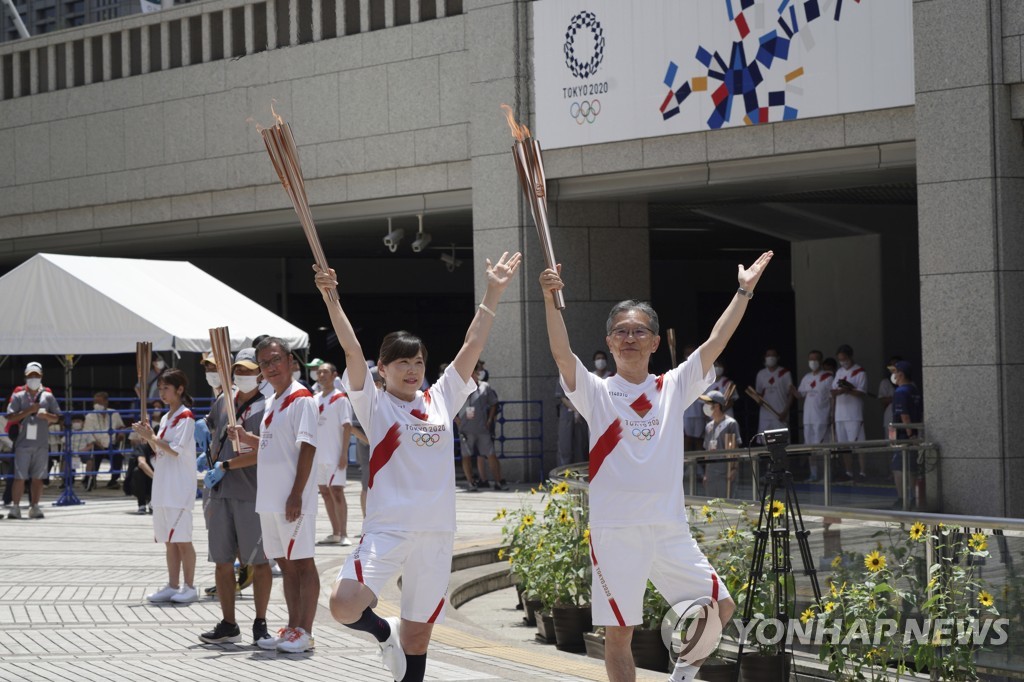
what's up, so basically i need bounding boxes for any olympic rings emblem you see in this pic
[412,432,442,447]
[632,428,655,441]
[569,99,601,125]
[564,11,605,79]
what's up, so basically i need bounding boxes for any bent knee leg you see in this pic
[330,580,373,623]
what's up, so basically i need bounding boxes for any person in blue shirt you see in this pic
[889,360,923,508]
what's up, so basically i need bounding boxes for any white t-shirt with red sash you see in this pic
[151,404,197,509]
[798,370,834,426]
[316,388,353,472]
[255,381,319,515]
[833,364,868,421]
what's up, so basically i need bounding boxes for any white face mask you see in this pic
[476,371,487,382]
[808,360,820,372]
[205,372,222,389]
[765,357,778,369]
[93,403,105,411]
[594,358,607,371]
[292,370,302,382]
[235,375,260,393]
[714,365,723,378]
[890,373,899,385]
[72,421,84,431]
[25,378,42,391]
[840,360,852,370]
[702,403,715,418]
[154,359,166,371]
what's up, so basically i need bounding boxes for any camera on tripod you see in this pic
[763,428,790,447]
[762,428,790,471]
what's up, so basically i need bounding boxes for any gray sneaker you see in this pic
[7,506,21,519]
[28,505,44,519]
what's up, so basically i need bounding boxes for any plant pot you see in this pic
[515,582,525,610]
[552,604,593,652]
[740,652,790,681]
[631,627,670,673]
[583,631,605,660]
[535,611,556,643]
[697,657,739,682]
[523,598,542,627]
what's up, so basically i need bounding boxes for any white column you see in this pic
[65,41,75,87]
[266,0,278,49]
[28,47,38,94]
[436,0,444,18]
[384,0,393,27]
[11,51,20,97]
[140,24,151,73]
[334,0,345,35]
[102,33,112,81]
[289,0,298,46]
[83,37,94,85]
[359,0,369,32]
[47,45,57,91]
[201,12,211,62]
[244,3,255,53]
[410,0,419,23]
[161,22,170,69]
[181,18,191,65]
[312,0,322,41]
[120,29,130,76]
[222,8,233,56]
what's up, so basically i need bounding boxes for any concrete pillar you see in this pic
[201,12,212,62]
[410,0,419,23]
[46,45,57,91]
[11,50,22,96]
[28,47,38,94]
[266,0,277,50]
[311,0,322,41]
[359,0,369,32]
[102,33,112,81]
[222,11,232,57]
[83,37,93,85]
[290,0,299,45]
[182,17,192,65]
[161,22,171,72]
[384,0,394,27]
[121,29,131,76]
[913,0,1024,516]
[141,23,151,73]
[437,0,444,18]
[65,41,75,88]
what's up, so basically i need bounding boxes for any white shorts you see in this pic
[259,512,317,561]
[803,423,829,445]
[589,523,730,627]
[153,507,193,544]
[337,530,453,624]
[317,462,348,487]
[835,421,865,443]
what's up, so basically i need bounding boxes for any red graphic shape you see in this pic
[427,597,445,624]
[629,393,653,418]
[410,409,429,421]
[656,374,665,392]
[159,409,194,439]
[287,539,295,560]
[423,389,432,405]
[368,423,402,489]
[589,419,622,482]
[735,12,750,38]
[711,572,720,601]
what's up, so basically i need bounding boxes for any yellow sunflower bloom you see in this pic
[558,509,572,524]
[824,601,836,613]
[831,555,843,569]
[522,513,535,527]
[979,591,994,608]
[927,576,937,591]
[909,522,926,541]
[726,528,737,539]
[498,548,505,560]
[583,528,590,542]
[551,482,569,495]
[799,607,815,624]
[969,533,988,552]
[494,509,507,520]
[771,500,786,518]
[864,550,886,573]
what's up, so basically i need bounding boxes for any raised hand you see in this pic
[538,264,564,300]
[312,264,339,300]
[485,251,523,293]
[737,251,774,292]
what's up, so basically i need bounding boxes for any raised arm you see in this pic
[539,265,577,392]
[698,251,773,375]
[314,265,368,392]
[451,252,522,382]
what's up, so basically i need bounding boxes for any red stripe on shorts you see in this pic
[287,539,295,560]
[589,536,626,627]
[354,536,365,583]
[427,597,445,624]
[167,529,174,543]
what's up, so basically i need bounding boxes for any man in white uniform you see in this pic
[831,344,868,481]
[230,337,319,654]
[795,350,833,482]
[755,349,793,436]
[539,251,774,682]
[314,362,353,546]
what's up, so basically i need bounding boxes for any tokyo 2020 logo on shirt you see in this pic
[564,11,605,79]
[412,432,441,447]
[632,427,656,441]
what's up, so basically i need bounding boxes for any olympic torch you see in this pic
[256,106,336,301]
[501,104,565,310]
[208,326,238,461]
[135,341,152,425]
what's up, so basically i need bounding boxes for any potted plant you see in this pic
[542,477,593,652]
[494,500,543,626]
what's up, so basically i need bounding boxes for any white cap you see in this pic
[24,361,42,376]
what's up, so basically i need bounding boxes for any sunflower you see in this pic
[551,481,570,495]
[558,508,573,525]
[701,504,712,517]
[927,576,938,591]
[725,528,738,539]
[582,528,590,542]
[529,488,537,495]
[829,581,846,598]
[864,550,886,572]
[979,591,994,608]
[494,508,507,521]
[498,548,505,560]
[831,554,843,569]
[521,513,535,527]
[909,521,926,541]
[823,601,835,613]
[799,607,815,624]
[770,500,786,518]
[968,533,988,552]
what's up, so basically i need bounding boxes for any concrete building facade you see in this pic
[0,0,1021,515]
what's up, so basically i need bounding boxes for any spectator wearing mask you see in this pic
[831,344,868,481]
[708,360,735,417]
[456,361,506,491]
[6,362,62,519]
[592,351,613,379]
[699,390,742,498]
[755,348,793,436]
[81,392,126,491]
[201,353,225,399]
[889,360,923,508]
[877,355,901,436]
[795,350,832,482]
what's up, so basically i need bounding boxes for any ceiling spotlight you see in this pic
[383,217,404,253]
[411,214,432,253]
[440,247,463,273]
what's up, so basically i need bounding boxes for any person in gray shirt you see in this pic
[6,362,62,519]
[455,361,506,490]
[699,390,742,499]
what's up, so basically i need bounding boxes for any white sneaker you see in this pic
[257,627,290,650]
[270,562,283,577]
[379,616,406,680]
[276,627,313,653]
[318,534,341,545]
[28,505,44,519]
[170,585,198,603]
[147,585,179,603]
[339,536,353,546]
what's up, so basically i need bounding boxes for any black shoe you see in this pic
[199,620,241,644]
[474,479,489,490]
[252,618,271,646]
[84,477,96,492]
[492,480,508,491]
[106,479,120,490]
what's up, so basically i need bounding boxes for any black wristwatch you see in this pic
[222,459,231,471]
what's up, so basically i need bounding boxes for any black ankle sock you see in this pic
[344,607,390,643]
[403,653,426,682]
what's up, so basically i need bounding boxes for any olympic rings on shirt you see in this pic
[631,428,655,441]
[412,432,442,446]
[569,99,601,125]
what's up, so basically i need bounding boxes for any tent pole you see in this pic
[53,354,83,507]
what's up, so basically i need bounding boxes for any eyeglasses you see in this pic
[610,326,654,341]
[257,354,286,370]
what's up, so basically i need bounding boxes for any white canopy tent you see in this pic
[0,253,308,355]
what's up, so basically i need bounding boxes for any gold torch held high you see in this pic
[135,341,152,425]
[501,105,565,310]
[256,107,336,301]
[208,327,238,462]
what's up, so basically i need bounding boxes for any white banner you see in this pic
[139,0,162,13]
[533,0,914,149]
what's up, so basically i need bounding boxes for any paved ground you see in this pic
[0,482,663,682]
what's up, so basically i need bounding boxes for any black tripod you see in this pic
[732,428,823,681]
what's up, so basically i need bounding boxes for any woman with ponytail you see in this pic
[132,368,199,604]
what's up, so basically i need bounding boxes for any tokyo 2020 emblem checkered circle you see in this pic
[412,432,441,447]
[563,11,605,79]
[661,598,724,666]
[569,99,601,124]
